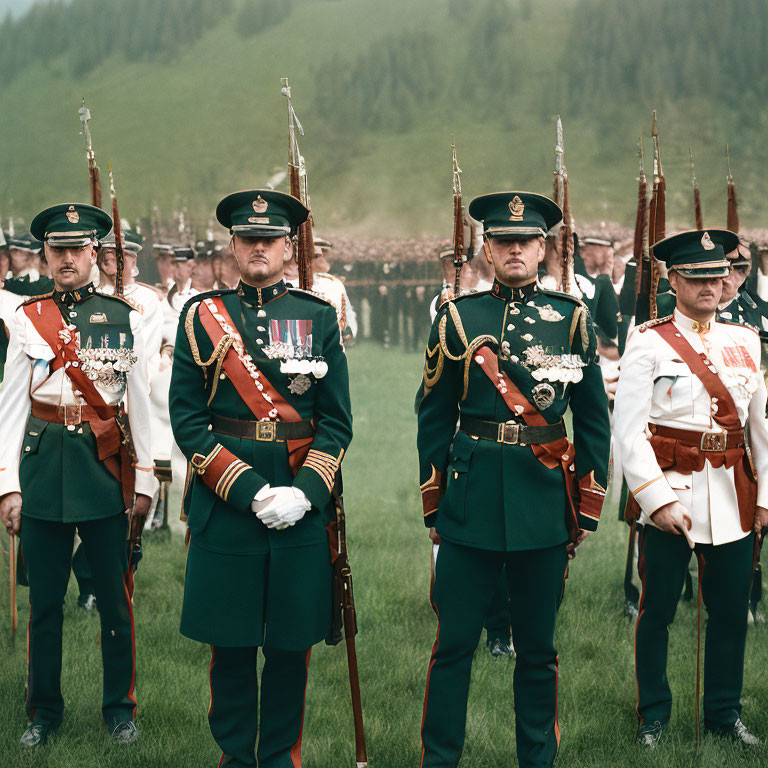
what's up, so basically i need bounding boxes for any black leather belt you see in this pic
[460,415,566,445]
[210,415,314,442]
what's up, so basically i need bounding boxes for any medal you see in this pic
[288,374,312,395]
[532,383,556,409]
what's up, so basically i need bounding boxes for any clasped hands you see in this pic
[251,485,311,530]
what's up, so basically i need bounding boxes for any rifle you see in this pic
[690,148,703,230]
[281,77,315,291]
[726,144,739,233]
[328,484,368,767]
[78,99,102,209]
[9,531,17,643]
[646,111,665,320]
[451,137,466,296]
[633,137,652,324]
[108,162,126,297]
[555,117,574,294]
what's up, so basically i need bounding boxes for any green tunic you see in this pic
[416,279,611,551]
[21,289,133,522]
[170,279,352,649]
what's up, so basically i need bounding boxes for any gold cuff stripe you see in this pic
[218,464,249,501]
[580,509,601,521]
[420,466,438,491]
[632,475,664,495]
[303,459,336,482]
[305,465,334,494]
[215,460,249,500]
[423,507,438,517]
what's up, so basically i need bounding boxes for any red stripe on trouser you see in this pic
[207,648,226,768]
[289,649,312,768]
[419,606,441,768]
[553,655,561,748]
[122,566,138,719]
[634,528,647,722]
[25,605,36,721]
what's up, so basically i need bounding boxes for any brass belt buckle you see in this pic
[700,430,726,451]
[498,421,520,445]
[61,404,82,426]
[256,421,277,442]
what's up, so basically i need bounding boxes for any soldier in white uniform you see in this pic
[0,203,157,747]
[614,228,768,748]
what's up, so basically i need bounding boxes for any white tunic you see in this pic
[614,309,768,545]
[0,301,158,499]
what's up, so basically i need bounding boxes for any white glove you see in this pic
[251,484,274,515]
[254,486,311,529]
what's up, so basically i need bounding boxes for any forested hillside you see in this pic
[0,0,765,235]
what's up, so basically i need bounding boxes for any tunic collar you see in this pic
[54,282,96,307]
[674,308,713,334]
[237,279,287,307]
[491,278,537,303]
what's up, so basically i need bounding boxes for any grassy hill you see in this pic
[0,0,765,237]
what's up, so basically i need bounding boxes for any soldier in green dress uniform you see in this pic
[170,189,352,768]
[0,203,156,747]
[416,192,611,767]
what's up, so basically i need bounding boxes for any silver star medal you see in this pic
[288,374,312,395]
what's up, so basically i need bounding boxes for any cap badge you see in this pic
[701,232,715,251]
[509,196,525,221]
[66,205,80,224]
[253,196,268,214]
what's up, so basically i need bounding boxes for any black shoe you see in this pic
[486,637,514,658]
[110,720,138,743]
[637,720,664,748]
[20,722,50,748]
[77,593,97,611]
[704,718,760,746]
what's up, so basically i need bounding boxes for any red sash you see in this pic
[23,298,135,506]
[649,321,756,531]
[474,345,580,538]
[197,297,313,474]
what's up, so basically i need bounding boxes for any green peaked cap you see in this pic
[468,191,562,239]
[216,189,308,238]
[30,203,112,247]
[651,228,736,278]
[100,228,143,254]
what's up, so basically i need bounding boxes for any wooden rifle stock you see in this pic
[330,488,368,766]
[89,159,102,209]
[726,145,739,233]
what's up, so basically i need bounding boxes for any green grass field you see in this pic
[0,342,767,767]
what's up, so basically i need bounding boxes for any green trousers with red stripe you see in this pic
[635,526,754,729]
[209,645,311,768]
[20,512,135,728]
[421,539,568,768]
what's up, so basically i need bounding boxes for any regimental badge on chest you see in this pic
[262,318,328,395]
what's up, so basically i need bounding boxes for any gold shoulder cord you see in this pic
[185,302,232,367]
[439,308,469,362]
[206,336,234,405]
[463,335,498,400]
[422,342,445,391]
[569,305,583,349]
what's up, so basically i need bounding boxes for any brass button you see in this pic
[66,425,76,432]
[24,446,30,452]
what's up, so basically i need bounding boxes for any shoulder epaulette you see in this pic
[538,286,586,308]
[181,288,236,316]
[741,292,758,309]
[136,281,164,297]
[638,314,674,332]
[287,286,333,306]
[97,293,134,309]
[719,318,760,335]
[452,289,491,303]
[20,291,55,307]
